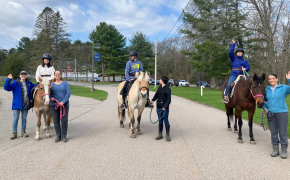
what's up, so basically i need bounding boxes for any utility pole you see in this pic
[155,38,157,89]
[91,39,95,91]
[74,57,76,82]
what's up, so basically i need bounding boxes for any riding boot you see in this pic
[281,145,288,159]
[21,129,29,138]
[55,136,61,142]
[62,135,67,142]
[120,88,127,109]
[155,124,163,140]
[165,125,171,141]
[271,144,279,157]
[10,131,17,140]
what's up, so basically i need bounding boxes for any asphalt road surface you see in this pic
[0,82,290,180]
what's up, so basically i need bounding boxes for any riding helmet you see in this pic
[129,50,138,57]
[235,48,244,55]
[42,54,52,61]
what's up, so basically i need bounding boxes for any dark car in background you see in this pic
[202,82,211,87]
[91,77,100,82]
[167,80,174,86]
[156,80,160,86]
[174,80,180,86]
[196,81,206,87]
[149,78,155,86]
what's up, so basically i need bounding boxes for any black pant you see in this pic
[50,105,69,137]
[122,81,130,103]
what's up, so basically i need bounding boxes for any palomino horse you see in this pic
[117,71,150,138]
[34,77,53,141]
[222,73,266,143]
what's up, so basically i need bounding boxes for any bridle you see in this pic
[38,85,50,99]
[245,79,265,102]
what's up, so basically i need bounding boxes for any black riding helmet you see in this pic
[129,50,138,57]
[235,48,244,56]
[42,54,52,61]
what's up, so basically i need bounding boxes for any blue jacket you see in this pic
[264,79,290,113]
[125,59,144,81]
[4,78,36,110]
[229,43,250,76]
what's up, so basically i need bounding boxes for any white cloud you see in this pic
[0,0,188,49]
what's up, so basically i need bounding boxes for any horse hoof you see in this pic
[227,128,232,131]
[136,130,142,135]
[46,135,51,138]
[35,137,40,141]
[234,130,238,134]
[120,125,124,128]
[250,141,256,144]
[237,139,243,143]
[130,134,136,138]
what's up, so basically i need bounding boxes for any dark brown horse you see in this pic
[222,73,266,143]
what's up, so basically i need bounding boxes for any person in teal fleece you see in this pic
[4,71,36,139]
[264,72,290,159]
[222,39,250,103]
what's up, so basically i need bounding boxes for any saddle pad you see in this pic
[230,75,245,98]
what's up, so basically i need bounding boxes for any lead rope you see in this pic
[51,99,65,120]
[261,109,274,131]
[149,108,167,124]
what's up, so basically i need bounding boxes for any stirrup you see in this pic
[222,97,229,104]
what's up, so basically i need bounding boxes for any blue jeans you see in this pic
[224,76,238,96]
[157,108,170,126]
[12,103,28,131]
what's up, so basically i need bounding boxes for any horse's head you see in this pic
[38,77,53,105]
[252,73,266,108]
[136,71,150,99]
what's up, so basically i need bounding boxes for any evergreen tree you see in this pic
[2,54,24,79]
[128,31,154,73]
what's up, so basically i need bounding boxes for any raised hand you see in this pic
[8,74,12,79]
[232,39,236,43]
[286,71,290,79]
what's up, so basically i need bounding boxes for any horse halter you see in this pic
[250,86,265,103]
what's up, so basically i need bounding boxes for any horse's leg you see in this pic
[35,112,41,141]
[128,108,136,138]
[136,108,144,135]
[42,113,47,131]
[127,108,131,129]
[236,108,243,143]
[248,109,256,144]
[234,115,238,133]
[45,113,51,138]
[226,105,232,131]
[118,104,125,128]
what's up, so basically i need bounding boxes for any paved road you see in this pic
[0,82,290,180]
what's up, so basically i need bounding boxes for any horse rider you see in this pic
[120,50,153,109]
[222,39,250,103]
[35,53,55,83]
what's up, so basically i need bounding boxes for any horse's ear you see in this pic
[253,74,257,81]
[262,73,266,81]
[147,71,150,77]
[38,77,42,83]
[135,71,140,77]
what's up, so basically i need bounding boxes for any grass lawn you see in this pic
[82,82,120,85]
[69,85,108,101]
[149,86,290,138]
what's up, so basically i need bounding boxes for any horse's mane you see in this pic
[137,71,149,82]
[41,77,50,86]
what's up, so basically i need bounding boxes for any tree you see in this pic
[128,31,154,73]
[17,37,31,53]
[2,54,24,79]
[89,22,127,81]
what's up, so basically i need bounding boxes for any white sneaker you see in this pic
[222,96,229,103]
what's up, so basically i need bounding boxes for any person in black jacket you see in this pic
[151,76,171,141]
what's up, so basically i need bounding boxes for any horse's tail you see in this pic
[118,104,126,122]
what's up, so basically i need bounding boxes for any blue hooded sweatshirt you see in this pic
[125,59,144,81]
[263,79,290,113]
[4,78,36,110]
[229,43,250,76]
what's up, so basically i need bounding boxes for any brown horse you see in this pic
[34,77,53,141]
[117,71,150,138]
[222,73,266,143]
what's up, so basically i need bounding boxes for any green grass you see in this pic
[0,81,4,88]
[149,86,290,138]
[69,85,108,101]
[82,82,120,85]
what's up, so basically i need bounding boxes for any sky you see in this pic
[0,0,189,50]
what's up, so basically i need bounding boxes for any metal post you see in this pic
[155,38,157,89]
[91,39,95,91]
[74,57,76,81]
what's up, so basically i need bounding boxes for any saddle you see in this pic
[226,75,245,98]
[29,84,39,109]
[120,79,136,97]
